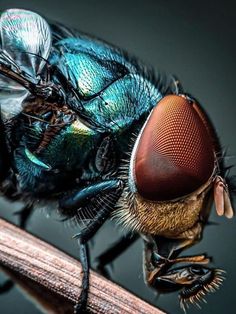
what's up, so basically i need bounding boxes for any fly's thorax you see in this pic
[4,95,106,196]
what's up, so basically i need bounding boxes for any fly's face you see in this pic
[115,94,234,310]
[117,94,234,236]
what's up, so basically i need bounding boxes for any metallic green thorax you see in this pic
[0,9,163,195]
[43,119,98,170]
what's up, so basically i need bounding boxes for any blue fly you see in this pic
[0,8,234,313]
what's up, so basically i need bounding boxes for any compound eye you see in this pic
[134,95,215,201]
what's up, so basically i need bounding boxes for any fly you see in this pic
[0,8,234,313]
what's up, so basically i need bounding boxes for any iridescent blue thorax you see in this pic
[49,34,162,132]
[0,10,163,198]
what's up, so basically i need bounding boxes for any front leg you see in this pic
[14,202,34,229]
[60,179,124,314]
[74,240,89,314]
[143,225,225,311]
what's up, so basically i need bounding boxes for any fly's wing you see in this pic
[0,9,52,120]
[49,24,162,132]
[0,75,28,121]
[0,9,51,77]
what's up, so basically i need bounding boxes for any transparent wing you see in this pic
[0,73,29,121]
[0,8,51,77]
[0,9,52,120]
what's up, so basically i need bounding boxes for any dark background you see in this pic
[0,1,235,313]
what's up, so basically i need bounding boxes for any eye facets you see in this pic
[134,95,215,201]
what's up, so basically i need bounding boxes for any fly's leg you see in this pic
[59,180,123,220]
[59,179,124,314]
[95,233,139,277]
[144,223,225,311]
[14,202,34,229]
[74,203,118,314]
[74,240,89,314]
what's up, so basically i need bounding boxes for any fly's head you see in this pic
[117,94,234,235]
[115,93,234,310]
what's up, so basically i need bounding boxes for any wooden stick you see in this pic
[0,218,165,314]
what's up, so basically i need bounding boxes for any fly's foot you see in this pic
[144,235,227,311]
[74,293,88,314]
[150,264,225,312]
[179,266,225,311]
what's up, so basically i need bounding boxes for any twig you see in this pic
[0,218,165,314]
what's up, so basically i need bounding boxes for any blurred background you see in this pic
[0,1,235,313]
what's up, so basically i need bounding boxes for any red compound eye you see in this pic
[134,95,215,201]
